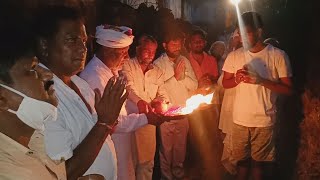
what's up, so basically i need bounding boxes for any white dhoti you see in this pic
[112,133,135,180]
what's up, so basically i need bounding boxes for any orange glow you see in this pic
[180,93,214,114]
[165,92,214,116]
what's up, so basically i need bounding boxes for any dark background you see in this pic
[4,0,319,179]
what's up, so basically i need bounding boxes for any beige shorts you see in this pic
[231,123,275,163]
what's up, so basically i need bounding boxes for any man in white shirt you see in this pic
[35,6,159,180]
[222,12,292,179]
[0,6,66,179]
[154,30,198,179]
[80,25,171,180]
[122,35,169,180]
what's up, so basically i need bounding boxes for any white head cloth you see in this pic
[95,24,134,48]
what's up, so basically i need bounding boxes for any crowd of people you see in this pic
[0,1,293,180]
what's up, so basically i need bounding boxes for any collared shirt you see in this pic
[154,53,198,106]
[44,72,117,180]
[79,55,148,133]
[0,131,66,180]
[188,52,219,80]
[222,45,292,127]
[122,57,169,104]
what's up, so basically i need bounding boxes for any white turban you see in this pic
[95,25,134,48]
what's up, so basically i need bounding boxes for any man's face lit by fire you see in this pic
[163,39,182,58]
[136,41,157,65]
[189,34,206,54]
[101,46,130,71]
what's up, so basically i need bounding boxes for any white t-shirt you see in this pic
[222,45,292,127]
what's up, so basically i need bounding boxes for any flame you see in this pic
[180,93,214,114]
[164,92,214,116]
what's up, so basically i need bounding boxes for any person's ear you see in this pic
[0,89,9,111]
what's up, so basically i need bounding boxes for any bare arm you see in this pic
[259,77,292,95]
[223,68,293,95]
[66,123,111,180]
[222,70,244,89]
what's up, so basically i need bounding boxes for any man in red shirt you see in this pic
[188,29,219,88]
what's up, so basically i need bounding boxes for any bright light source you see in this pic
[230,0,241,5]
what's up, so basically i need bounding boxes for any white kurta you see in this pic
[44,73,117,180]
[123,57,169,105]
[154,53,198,179]
[154,54,198,106]
[122,58,170,180]
[80,55,149,180]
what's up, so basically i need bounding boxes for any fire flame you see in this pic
[164,92,214,116]
[180,93,214,114]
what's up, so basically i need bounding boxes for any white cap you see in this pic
[95,24,134,48]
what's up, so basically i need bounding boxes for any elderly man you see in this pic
[209,41,226,75]
[122,35,169,179]
[188,29,218,88]
[80,26,170,180]
[35,6,163,180]
[222,12,292,179]
[154,30,198,179]
[0,4,65,179]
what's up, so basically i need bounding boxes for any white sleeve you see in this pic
[113,113,148,133]
[180,58,198,91]
[82,76,105,95]
[222,52,236,74]
[276,50,292,78]
[155,70,170,102]
[44,111,74,161]
[122,61,142,104]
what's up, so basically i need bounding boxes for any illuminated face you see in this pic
[210,43,225,60]
[136,41,157,64]
[4,56,57,106]
[189,34,206,54]
[164,39,182,58]
[46,20,88,77]
[103,46,130,71]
